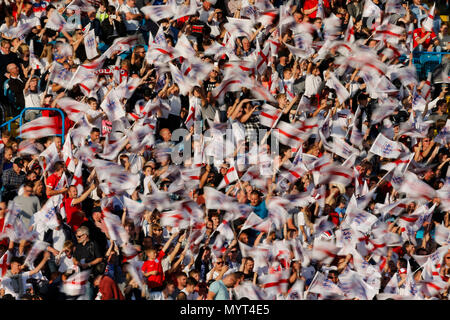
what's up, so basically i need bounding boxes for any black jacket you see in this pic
[43,223,76,247]
[100,18,127,46]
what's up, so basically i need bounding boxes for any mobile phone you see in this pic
[110,15,116,19]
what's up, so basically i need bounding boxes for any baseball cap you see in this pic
[13,157,24,168]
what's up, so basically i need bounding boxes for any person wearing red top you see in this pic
[46,161,67,199]
[412,26,440,51]
[302,0,330,19]
[142,247,166,289]
[141,232,179,289]
[94,274,125,300]
[0,201,8,247]
[65,184,96,232]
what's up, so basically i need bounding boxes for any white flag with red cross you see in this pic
[217,165,239,190]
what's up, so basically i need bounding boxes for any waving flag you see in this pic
[45,10,67,31]
[344,18,355,43]
[100,89,126,122]
[84,29,98,59]
[399,172,437,201]
[20,116,60,140]
[260,269,290,296]
[217,165,239,190]
[422,3,435,32]
[57,97,90,122]
[70,160,84,195]
[63,270,91,297]
[326,73,350,104]
[274,121,304,150]
[103,211,129,246]
[369,133,404,158]
[140,4,174,21]
[62,134,75,173]
[308,272,345,299]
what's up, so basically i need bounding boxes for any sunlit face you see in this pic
[3,148,12,161]
[249,194,260,206]
[0,202,6,218]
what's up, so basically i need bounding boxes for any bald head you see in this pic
[7,63,19,76]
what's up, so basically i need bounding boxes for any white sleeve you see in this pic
[297,211,305,226]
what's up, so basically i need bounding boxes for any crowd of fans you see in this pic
[0,0,449,300]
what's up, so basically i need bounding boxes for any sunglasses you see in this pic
[216,261,223,265]
[76,234,85,238]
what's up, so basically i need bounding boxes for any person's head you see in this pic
[76,226,90,244]
[185,277,197,293]
[249,190,261,207]
[68,185,78,199]
[9,257,23,275]
[33,180,44,195]
[151,223,163,236]
[12,157,24,173]
[242,37,250,51]
[243,257,254,272]
[53,136,62,151]
[189,269,200,282]
[293,10,303,23]
[222,272,239,288]
[176,272,187,289]
[6,63,19,77]
[146,247,158,261]
[328,270,339,284]
[163,281,176,295]
[53,161,65,177]
[90,128,100,142]
[403,241,415,256]
[22,181,34,197]
[3,146,13,162]
[159,128,172,142]
[87,97,98,109]
[202,0,212,10]
[62,240,74,258]
[238,231,249,244]
[444,252,450,267]
[1,40,11,54]
[0,201,6,218]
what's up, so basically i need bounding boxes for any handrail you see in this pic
[0,107,65,144]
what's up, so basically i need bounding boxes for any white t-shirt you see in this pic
[0,23,14,38]
[1,271,33,299]
[168,95,181,116]
[297,211,312,242]
[304,74,322,97]
[17,13,41,28]
[57,253,75,273]
[52,228,66,252]
[121,5,141,31]
[24,90,42,109]
[199,7,214,23]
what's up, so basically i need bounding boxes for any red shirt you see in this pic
[303,0,330,19]
[64,197,87,232]
[141,250,165,288]
[329,212,340,226]
[46,173,61,198]
[413,28,437,49]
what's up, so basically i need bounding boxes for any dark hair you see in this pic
[53,161,65,172]
[397,258,407,269]
[24,181,34,189]
[91,127,100,134]
[186,277,198,286]
[87,97,97,104]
